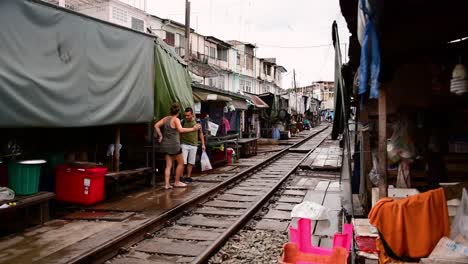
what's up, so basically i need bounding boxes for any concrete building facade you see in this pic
[43,0,287,96]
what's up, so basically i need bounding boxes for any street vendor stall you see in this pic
[337,0,468,263]
[0,0,194,234]
[192,85,248,165]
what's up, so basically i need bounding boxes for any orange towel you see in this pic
[369,188,450,263]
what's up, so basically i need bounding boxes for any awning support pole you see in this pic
[378,87,388,198]
[113,125,121,172]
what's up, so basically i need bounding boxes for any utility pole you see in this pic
[293,69,298,116]
[185,0,191,63]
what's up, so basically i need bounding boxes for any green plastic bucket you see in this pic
[8,160,47,195]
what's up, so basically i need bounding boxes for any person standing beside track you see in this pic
[154,103,201,189]
[180,107,205,183]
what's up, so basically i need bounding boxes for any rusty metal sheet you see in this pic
[255,219,289,232]
[283,190,307,196]
[216,194,259,202]
[264,210,291,220]
[61,211,135,222]
[158,228,220,241]
[177,215,234,228]
[277,196,303,204]
[195,207,245,217]
[136,238,207,257]
[204,200,253,209]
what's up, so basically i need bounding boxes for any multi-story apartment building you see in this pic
[43,0,286,95]
[44,0,147,32]
[147,16,192,58]
[299,81,335,109]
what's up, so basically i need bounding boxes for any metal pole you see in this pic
[185,0,191,62]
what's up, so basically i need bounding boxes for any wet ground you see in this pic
[0,129,318,264]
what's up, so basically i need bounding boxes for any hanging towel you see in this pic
[369,188,450,263]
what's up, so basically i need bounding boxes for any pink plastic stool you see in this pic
[289,218,353,256]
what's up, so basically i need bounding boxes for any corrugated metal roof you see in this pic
[245,94,269,108]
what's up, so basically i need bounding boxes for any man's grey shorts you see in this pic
[181,144,198,165]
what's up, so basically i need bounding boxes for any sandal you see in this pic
[164,185,173,190]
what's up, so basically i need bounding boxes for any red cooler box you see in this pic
[55,164,107,205]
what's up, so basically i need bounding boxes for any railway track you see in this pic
[77,126,330,264]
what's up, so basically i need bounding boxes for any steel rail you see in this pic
[72,125,328,264]
[191,135,328,263]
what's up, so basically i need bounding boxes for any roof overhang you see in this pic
[244,93,269,108]
[206,36,232,48]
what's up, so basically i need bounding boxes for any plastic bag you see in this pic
[387,114,415,164]
[200,151,212,171]
[0,187,15,201]
[451,188,468,240]
[291,201,330,220]
[396,159,411,188]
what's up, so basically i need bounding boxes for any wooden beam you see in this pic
[113,126,121,172]
[378,87,388,198]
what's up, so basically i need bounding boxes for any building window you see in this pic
[240,79,252,93]
[112,7,127,23]
[246,55,253,70]
[178,34,186,48]
[165,31,175,46]
[209,47,216,58]
[264,65,272,76]
[262,84,270,93]
[209,78,217,88]
[218,75,225,89]
[236,52,241,65]
[131,17,144,32]
[217,46,228,62]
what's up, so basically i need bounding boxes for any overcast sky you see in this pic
[145,0,350,88]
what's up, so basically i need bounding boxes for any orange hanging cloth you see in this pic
[369,188,450,263]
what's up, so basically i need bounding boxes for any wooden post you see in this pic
[378,87,388,198]
[151,122,156,186]
[113,126,121,172]
[360,106,373,210]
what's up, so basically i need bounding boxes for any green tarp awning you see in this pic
[153,38,194,120]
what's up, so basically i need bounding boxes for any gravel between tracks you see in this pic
[208,229,287,264]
